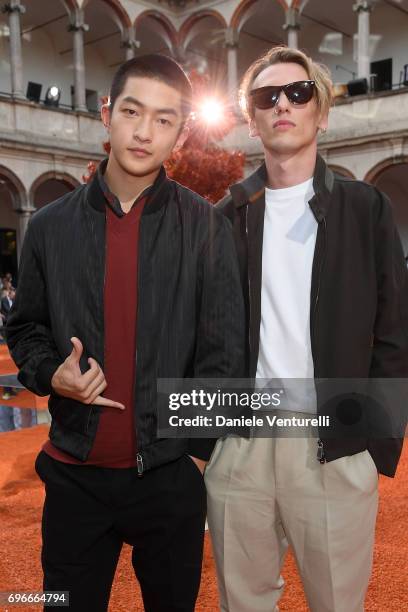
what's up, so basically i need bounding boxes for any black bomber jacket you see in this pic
[6,165,245,473]
[217,154,408,477]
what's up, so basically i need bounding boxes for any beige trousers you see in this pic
[205,434,378,612]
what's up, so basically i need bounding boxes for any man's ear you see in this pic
[174,124,189,152]
[101,103,111,131]
[248,117,259,138]
[317,110,329,133]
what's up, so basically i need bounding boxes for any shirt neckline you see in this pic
[97,159,153,218]
[265,177,314,207]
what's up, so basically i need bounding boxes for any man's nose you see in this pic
[274,90,290,113]
[134,117,153,142]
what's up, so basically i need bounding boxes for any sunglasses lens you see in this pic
[250,81,315,110]
[285,81,314,104]
[251,88,280,109]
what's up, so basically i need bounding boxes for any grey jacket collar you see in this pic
[229,153,334,222]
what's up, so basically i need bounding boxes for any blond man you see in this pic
[205,47,408,611]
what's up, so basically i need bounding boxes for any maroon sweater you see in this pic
[43,186,147,467]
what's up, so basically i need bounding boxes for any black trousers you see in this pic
[34,451,207,612]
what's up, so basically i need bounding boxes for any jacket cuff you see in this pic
[187,438,216,461]
[35,358,62,395]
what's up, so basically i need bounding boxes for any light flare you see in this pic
[197,98,225,125]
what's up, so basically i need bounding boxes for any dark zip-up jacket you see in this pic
[217,154,408,477]
[6,167,245,473]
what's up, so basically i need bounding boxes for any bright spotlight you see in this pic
[198,98,224,125]
[44,85,61,107]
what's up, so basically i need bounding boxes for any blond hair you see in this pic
[239,46,333,121]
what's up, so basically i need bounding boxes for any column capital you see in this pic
[283,7,300,31]
[2,1,25,15]
[16,207,36,215]
[68,9,89,33]
[353,0,375,13]
[68,21,89,33]
[224,27,239,49]
[121,37,140,51]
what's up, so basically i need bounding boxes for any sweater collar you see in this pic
[86,158,172,216]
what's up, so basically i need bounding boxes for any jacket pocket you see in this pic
[184,453,205,480]
[48,395,92,435]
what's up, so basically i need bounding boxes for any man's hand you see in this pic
[51,337,125,409]
[188,456,207,475]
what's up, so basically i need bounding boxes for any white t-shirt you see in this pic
[256,177,318,413]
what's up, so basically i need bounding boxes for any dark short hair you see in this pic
[109,54,193,120]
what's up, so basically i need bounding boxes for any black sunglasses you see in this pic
[249,80,315,110]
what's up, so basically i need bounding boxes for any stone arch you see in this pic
[328,164,355,179]
[365,157,408,257]
[82,0,132,30]
[135,11,179,52]
[230,0,287,32]
[0,165,27,276]
[0,165,27,211]
[291,0,305,8]
[29,171,80,209]
[179,10,228,50]
[364,156,408,184]
[60,0,79,12]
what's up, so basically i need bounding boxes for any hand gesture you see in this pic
[51,337,125,410]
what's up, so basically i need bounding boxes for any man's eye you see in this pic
[158,118,171,126]
[124,108,138,116]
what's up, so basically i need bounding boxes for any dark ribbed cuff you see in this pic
[187,438,217,462]
[35,358,62,395]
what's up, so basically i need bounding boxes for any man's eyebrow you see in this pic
[120,96,144,107]
[120,96,179,117]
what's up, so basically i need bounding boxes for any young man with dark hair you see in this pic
[205,47,408,611]
[6,54,244,612]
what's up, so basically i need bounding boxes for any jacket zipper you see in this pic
[136,452,144,476]
[313,216,327,464]
[245,205,252,355]
[133,213,144,476]
[317,439,325,463]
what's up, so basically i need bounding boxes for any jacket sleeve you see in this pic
[187,209,246,461]
[368,190,408,476]
[370,190,408,378]
[5,219,62,396]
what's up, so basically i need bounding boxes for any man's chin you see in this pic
[120,157,161,178]
[264,142,295,156]
[263,138,308,157]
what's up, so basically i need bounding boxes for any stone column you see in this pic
[122,26,140,61]
[68,9,88,112]
[353,0,374,82]
[2,0,26,99]
[225,27,239,108]
[173,46,186,65]
[283,7,300,49]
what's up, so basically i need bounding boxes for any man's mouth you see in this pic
[273,120,296,129]
[128,148,152,157]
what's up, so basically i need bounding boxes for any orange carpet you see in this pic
[1,428,407,611]
[0,345,48,411]
[0,344,407,611]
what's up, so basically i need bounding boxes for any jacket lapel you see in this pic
[247,192,265,377]
[230,164,267,377]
